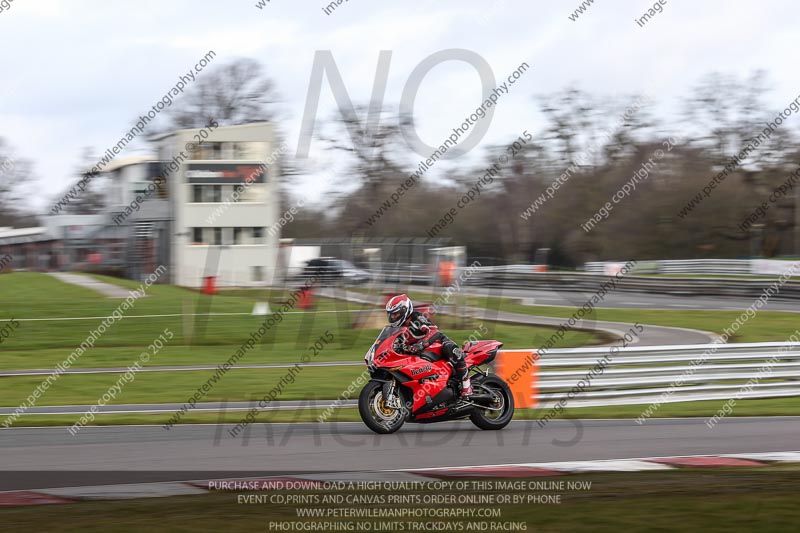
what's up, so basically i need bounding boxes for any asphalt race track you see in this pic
[2,417,799,490]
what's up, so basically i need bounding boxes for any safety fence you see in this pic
[585,258,800,276]
[463,270,800,300]
[374,259,798,279]
[8,343,798,417]
[495,342,800,409]
[360,262,800,299]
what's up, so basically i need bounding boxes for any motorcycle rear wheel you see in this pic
[359,380,406,434]
[469,375,515,430]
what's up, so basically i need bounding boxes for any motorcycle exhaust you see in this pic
[467,393,496,403]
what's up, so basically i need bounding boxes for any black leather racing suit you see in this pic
[398,311,468,389]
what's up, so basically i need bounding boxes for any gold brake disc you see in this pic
[377,397,394,416]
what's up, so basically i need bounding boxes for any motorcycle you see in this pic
[359,326,515,434]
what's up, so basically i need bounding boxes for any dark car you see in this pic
[301,258,372,285]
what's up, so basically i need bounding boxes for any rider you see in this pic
[385,294,472,397]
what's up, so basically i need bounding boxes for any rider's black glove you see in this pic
[407,342,424,355]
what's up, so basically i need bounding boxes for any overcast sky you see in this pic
[1,0,797,211]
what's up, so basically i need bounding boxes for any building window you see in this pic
[234,143,248,159]
[239,183,266,202]
[132,181,149,196]
[154,177,168,199]
[235,142,269,160]
[221,142,235,159]
[192,227,204,244]
[197,185,217,203]
[233,227,242,245]
[231,184,242,203]
[192,142,225,161]
[213,227,222,245]
[252,227,263,243]
[188,182,266,205]
[222,227,233,246]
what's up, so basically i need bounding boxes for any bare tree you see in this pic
[0,137,38,227]
[310,107,411,235]
[164,58,278,130]
[281,72,800,264]
[48,147,107,215]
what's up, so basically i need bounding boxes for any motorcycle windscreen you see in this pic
[373,326,403,345]
[365,326,404,364]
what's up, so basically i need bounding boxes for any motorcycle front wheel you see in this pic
[358,380,406,434]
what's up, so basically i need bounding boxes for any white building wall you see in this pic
[161,123,280,288]
[101,157,156,208]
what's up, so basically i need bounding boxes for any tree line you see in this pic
[3,62,798,267]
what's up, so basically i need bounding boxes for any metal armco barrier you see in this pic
[466,271,800,300]
[585,259,753,275]
[495,342,800,409]
[360,263,800,299]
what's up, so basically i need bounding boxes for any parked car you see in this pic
[301,258,372,285]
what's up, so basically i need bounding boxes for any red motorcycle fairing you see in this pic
[365,326,502,416]
[463,340,503,367]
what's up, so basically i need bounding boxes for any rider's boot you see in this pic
[460,376,473,398]
[453,353,472,398]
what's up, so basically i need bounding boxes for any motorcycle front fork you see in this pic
[383,380,403,409]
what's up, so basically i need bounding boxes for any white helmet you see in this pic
[385,294,413,327]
